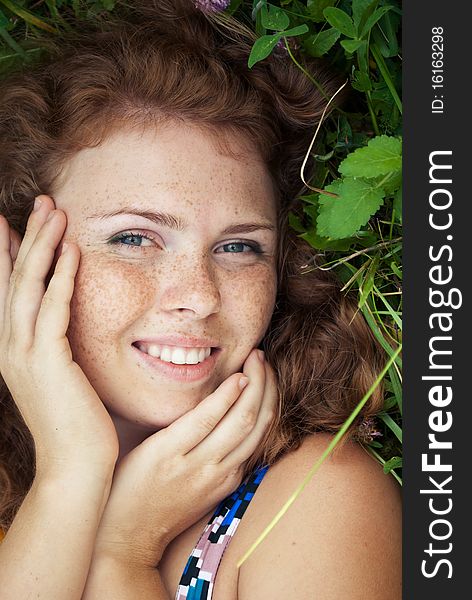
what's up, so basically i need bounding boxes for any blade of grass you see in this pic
[340,259,370,292]
[0,25,25,55]
[379,412,402,442]
[358,256,379,309]
[283,35,330,102]
[236,344,402,568]
[360,302,402,369]
[0,46,40,62]
[387,362,402,415]
[371,43,402,114]
[0,0,56,33]
[365,446,402,485]
[370,292,401,347]
[373,283,402,330]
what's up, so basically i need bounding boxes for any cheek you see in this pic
[67,255,158,353]
[221,265,277,342]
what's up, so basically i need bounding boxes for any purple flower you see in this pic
[357,417,383,444]
[275,39,288,52]
[194,0,230,12]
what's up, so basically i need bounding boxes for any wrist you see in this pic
[92,535,167,570]
[83,553,171,599]
[34,454,117,488]
[93,516,171,569]
[32,462,115,515]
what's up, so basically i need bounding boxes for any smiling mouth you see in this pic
[132,342,217,365]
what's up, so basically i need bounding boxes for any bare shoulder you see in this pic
[238,433,402,600]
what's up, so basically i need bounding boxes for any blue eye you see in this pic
[217,242,263,254]
[108,232,156,249]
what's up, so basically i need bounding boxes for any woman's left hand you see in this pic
[90,349,277,569]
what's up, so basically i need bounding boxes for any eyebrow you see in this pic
[86,208,276,234]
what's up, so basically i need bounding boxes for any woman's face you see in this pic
[53,123,278,436]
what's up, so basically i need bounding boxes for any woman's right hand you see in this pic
[87,349,277,572]
[0,195,119,479]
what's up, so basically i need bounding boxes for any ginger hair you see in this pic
[0,0,384,531]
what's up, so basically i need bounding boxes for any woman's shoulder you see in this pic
[237,433,402,599]
[265,431,400,495]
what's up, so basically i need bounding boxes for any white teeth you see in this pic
[185,349,200,364]
[170,347,186,364]
[138,343,213,364]
[147,344,161,358]
[160,347,172,362]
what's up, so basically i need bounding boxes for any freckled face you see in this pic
[52,123,277,430]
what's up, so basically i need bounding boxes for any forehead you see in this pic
[54,122,277,222]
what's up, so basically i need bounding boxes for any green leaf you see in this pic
[382,395,398,411]
[369,440,383,449]
[317,179,385,239]
[390,260,402,280]
[338,136,402,178]
[370,169,402,195]
[372,11,399,57]
[307,0,336,23]
[300,229,354,251]
[281,24,309,37]
[248,33,281,68]
[288,211,305,233]
[226,0,243,16]
[304,27,340,57]
[360,6,393,38]
[299,194,356,250]
[352,0,377,27]
[341,39,365,53]
[351,69,372,92]
[383,456,402,474]
[261,3,290,31]
[323,7,356,38]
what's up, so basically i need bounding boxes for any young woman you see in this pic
[0,1,401,598]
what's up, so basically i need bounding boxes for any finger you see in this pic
[160,372,249,455]
[35,241,80,346]
[0,215,12,336]
[188,349,266,463]
[221,359,278,469]
[11,195,55,272]
[8,210,67,348]
[3,195,55,342]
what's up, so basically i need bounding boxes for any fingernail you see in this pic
[61,242,69,255]
[33,197,42,211]
[46,210,56,222]
[257,349,265,362]
[239,376,249,390]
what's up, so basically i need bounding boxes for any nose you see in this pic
[156,254,222,319]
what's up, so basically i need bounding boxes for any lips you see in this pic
[131,340,221,383]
